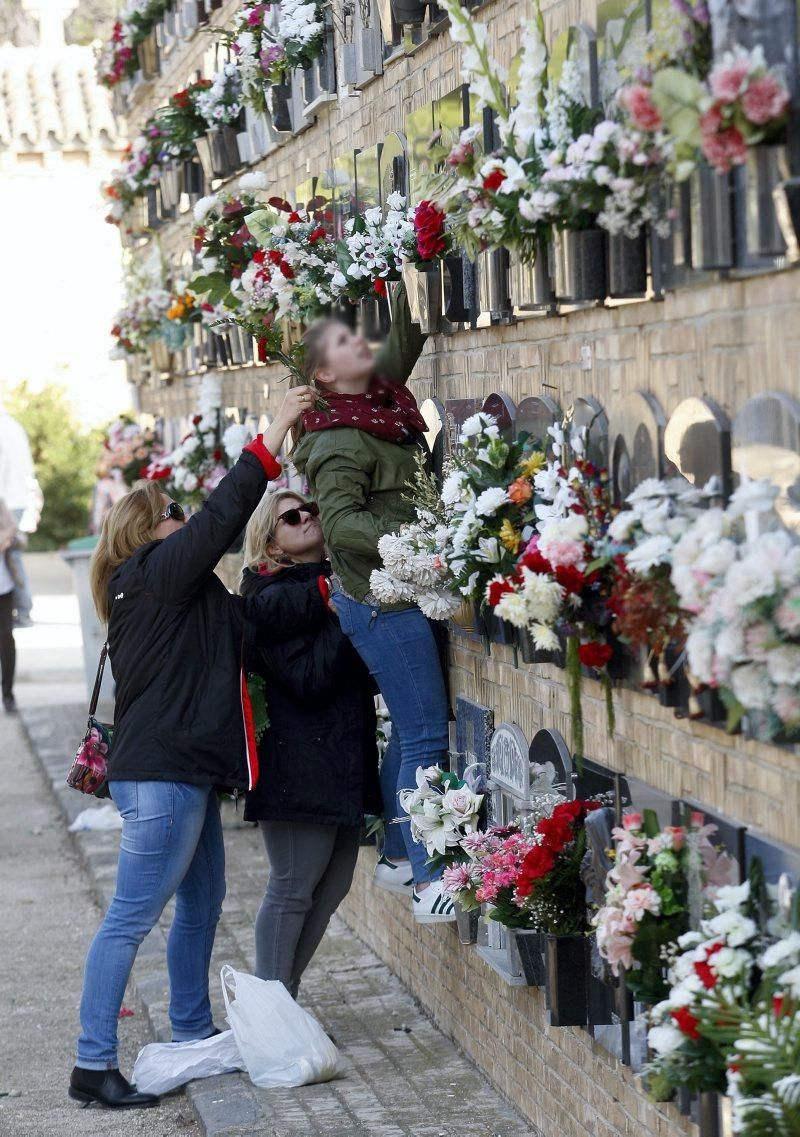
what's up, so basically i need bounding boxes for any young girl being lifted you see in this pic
[292,286,455,924]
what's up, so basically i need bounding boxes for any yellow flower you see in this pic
[517,450,545,479]
[499,518,521,554]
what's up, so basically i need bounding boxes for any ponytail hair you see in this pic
[89,480,165,622]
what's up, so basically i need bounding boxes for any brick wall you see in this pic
[129,1,800,1132]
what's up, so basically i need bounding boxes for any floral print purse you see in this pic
[66,639,113,798]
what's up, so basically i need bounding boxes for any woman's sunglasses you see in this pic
[276,502,319,527]
[159,501,185,522]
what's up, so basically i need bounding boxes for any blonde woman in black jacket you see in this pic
[70,388,321,1110]
[240,489,381,998]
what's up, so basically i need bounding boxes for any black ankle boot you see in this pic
[68,1066,159,1109]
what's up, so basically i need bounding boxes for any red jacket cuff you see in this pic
[244,435,281,480]
[317,575,331,602]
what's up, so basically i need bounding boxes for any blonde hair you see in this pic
[89,480,165,622]
[240,489,311,586]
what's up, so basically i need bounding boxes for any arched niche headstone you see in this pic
[528,727,573,795]
[489,722,530,823]
[672,799,746,883]
[378,131,408,202]
[664,395,732,501]
[572,756,631,805]
[565,396,609,468]
[610,391,667,505]
[420,397,446,477]
[355,143,380,213]
[444,398,482,455]
[732,391,800,533]
[481,392,516,443]
[517,395,561,457]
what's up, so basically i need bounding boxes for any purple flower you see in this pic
[260,43,285,72]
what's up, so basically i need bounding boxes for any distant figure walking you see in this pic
[0,406,42,628]
[0,497,19,713]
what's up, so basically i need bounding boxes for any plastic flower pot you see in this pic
[471,602,514,646]
[735,144,787,263]
[544,934,588,1027]
[269,81,293,133]
[194,135,215,182]
[182,0,198,31]
[390,0,428,25]
[517,628,565,669]
[512,930,546,985]
[477,248,513,323]
[509,243,554,310]
[449,600,480,634]
[159,162,181,211]
[454,902,480,946]
[774,174,800,260]
[606,230,648,298]
[552,228,607,302]
[690,163,734,271]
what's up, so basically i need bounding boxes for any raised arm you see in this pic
[374,280,427,386]
[145,386,315,605]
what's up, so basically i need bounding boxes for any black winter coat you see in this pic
[106,445,329,790]
[240,562,382,826]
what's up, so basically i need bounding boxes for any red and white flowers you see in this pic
[700,47,790,173]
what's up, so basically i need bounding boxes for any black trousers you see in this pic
[0,591,15,698]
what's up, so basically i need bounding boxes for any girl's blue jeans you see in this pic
[332,594,449,884]
[76,781,225,1069]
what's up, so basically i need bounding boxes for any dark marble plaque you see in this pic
[481,392,516,442]
[732,391,800,533]
[565,396,609,468]
[573,756,631,805]
[744,830,800,891]
[455,696,494,781]
[610,391,667,504]
[516,395,561,456]
[420,397,446,477]
[529,728,573,794]
[664,396,732,500]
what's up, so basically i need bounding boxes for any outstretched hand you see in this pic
[263,385,317,459]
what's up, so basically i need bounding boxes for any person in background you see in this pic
[291,285,455,925]
[239,488,382,998]
[0,405,41,627]
[0,497,19,713]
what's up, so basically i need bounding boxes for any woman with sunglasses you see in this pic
[70,387,325,1110]
[291,284,455,924]
[239,489,381,997]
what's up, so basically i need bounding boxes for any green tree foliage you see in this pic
[5,383,102,551]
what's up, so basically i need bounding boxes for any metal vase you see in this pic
[690,163,734,270]
[509,243,554,310]
[544,934,588,1026]
[477,248,512,322]
[401,261,441,334]
[194,135,215,183]
[390,0,428,25]
[159,163,181,211]
[454,902,480,946]
[269,81,293,133]
[735,144,787,263]
[552,228,607,302]
[317,37,336,93]
[606,231,648,298]
[512,930,546,985]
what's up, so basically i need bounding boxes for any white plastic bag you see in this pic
[220,964,342,1088]
[132,1029,244,1095]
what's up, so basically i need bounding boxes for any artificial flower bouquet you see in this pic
[593,808,735,1003]
[98,417,164,487]
[96,0,170,88]
[146,375,252,508]
[445,824,542,927]
[195,62,244,130]
[228,0,327,114]
[154,80,215,157]
[397,764,484,871]
[190,175,269,310]
[485,425,618,759]
[602,477,706,691]
[670,479,800,741]
[645,865,792,1105]
[331,193,408,302]
[110,247,174,358]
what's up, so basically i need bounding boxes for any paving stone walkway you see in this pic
[23,704,539,1137]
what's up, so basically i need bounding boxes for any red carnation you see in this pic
[694,941,724,990]
[192,414,202,425]
[520,549,553,575]
[267,249,283,264]
[535,814,574,853]
[252,249,266,265]
[516,845,556,895]
[671,1007,701,1040]
[373,278,387,297]
[308,226,327,244]
[279,261,295,280]
[193,226,206,253]
[554,563,586,595]
[482,168,505,192]
[213,448,223,462]
[413,200,447,262]
[287,211,301,223]
[773,994,789,1017]
[578,642,613,669]
[487,577,515,607]
[172,89,190,107]
[147,465,171,481]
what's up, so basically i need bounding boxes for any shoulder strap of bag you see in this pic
[88,598,113,719]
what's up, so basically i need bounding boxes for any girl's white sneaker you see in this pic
[372,855,414,894]
[412,880,456,924]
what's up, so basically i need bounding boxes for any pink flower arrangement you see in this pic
[621,85,663,133]
[701,47,789,173]
[593,809,735,1002]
